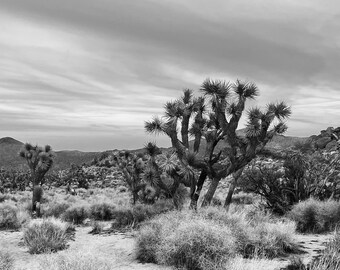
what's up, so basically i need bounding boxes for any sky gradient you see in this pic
[0,0,339,151]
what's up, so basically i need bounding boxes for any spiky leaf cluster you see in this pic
[19,143,55,174]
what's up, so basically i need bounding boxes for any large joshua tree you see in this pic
[145,79,291,208]
[19,143,54,216]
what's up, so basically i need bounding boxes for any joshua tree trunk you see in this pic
[201,177,220,207]
[32,185,43,217]
[224,168,244,210]
[190,170,207,209]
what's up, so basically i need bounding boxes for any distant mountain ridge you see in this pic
[0,131,318,171]
[0,137,99,171]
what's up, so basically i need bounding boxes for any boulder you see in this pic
[325,127,334,135]
[315,137,332,149]
[325,140,339,151]
[320,130,327,136]
[334,127,340,133]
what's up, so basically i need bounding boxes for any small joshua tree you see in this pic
[19,143,54,217]
[114,143,191,207]
[145,79,291,208]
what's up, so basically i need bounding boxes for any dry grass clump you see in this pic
[43,201,71,218]
[158,219,236,270]
[136,207,298,270]
[308,231,340,270]
[89,202,116,220]
[137,211,235,270]
[38,252,112,270]
[0,202,30,230]
[0,250,14,270]
[23,218,71,254]
[288,198,340,233]
[199,206,297,258]
[62,204,90,224]
[111,200,174,229]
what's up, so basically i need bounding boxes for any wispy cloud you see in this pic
[0,0,339,150]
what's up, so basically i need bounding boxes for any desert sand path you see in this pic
[0,226,172,270]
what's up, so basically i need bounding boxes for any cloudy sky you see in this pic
[0,0,339,151]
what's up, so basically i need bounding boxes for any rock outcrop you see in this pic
[309,126,340,151]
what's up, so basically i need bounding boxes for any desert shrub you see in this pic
[0,203,22,230]
[288,198,340,233]
[199,206,297,258]
[316,200,340,232]
[111,207,134,229]
[308,231,340,270]
[62,204,90,224]
[136,222,163,263]
[249,221,297,258]
[158,220,236,270]
[0,250,13,270]
[111,200,174,229]
[136,207,298,269]
[137,211,236,270]
[89,202,116,220]
[23,218,70,254]
[43,201,71,218]
[38,252,112,270]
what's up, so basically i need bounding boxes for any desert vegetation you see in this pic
[1,79,340,270]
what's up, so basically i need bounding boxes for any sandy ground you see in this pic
[0,226,172,270]
[0,226,333,270]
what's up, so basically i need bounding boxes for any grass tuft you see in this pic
[23,218,70,254]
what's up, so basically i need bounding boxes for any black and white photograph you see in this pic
[0,1,339,269]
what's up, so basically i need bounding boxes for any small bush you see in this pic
[0,250,14,270]
[158,220,236,270]
[43,201,71,218]
[136,222,163,263]
[288,198,340,233]
[62,204,90,224]
[89,202,116,220]
[199,206,297,258]
[0,203,22,230]
[111,207,134,229]
[309,231,340,270]
[38,252,112,270]
[24,218,70,254]
[249,221,297,258]
[137,210,237,270]
[111,200,174,229]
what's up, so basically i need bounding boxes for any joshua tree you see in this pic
[19,143,54,217]
[145,79,291,208]
[115,143,191,207]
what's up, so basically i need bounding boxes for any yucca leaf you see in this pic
[144,116,164,134]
